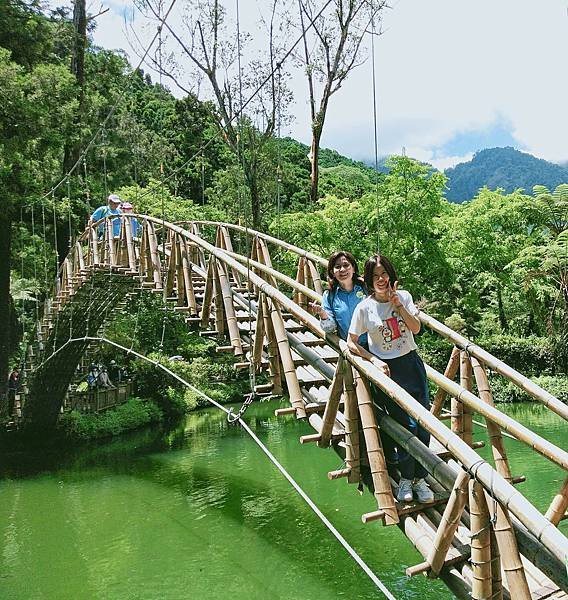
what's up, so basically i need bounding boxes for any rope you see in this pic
[370,4,381,254]
[34,334,397,600]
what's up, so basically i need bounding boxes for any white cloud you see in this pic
[83,0,568,166]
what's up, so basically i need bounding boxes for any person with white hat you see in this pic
[89,194,123,238]
[120,201,140,238]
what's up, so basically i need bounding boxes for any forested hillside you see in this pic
[1,1,566,395]
[445,147,568,203]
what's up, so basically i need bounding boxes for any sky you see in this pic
[86,0,568,171]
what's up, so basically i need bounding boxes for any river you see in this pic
[0,400,566,599]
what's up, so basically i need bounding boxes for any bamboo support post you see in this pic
[215,259,243,355]
[251,293,265,371]
[471,356,512,481]
[106,220,116,266]
[353,369,398,525]
[426,468,471,577]
[328,468,351,480]
[305,259,323,295]
[318,356,345,447]
[431,348,460,420]
[146,221,163,289]
[212,261,226,338]
[200,258,215,329]
[294,257,307,311]
[459,351,474,445]
[267,297,305,418]
[545,476,568,526]
[124,215,137,272]
[90,226,100,265]
[343,364,361,484]
[261,294,283,396]
[469,479,493,599]
[487,498,531,599]
[489,527,503,600]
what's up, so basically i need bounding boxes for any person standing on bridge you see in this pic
[310,251,367,343]
[348,255,434,504]
[6,367,20,418]
[120,201,141,238]
[89,194,123,238]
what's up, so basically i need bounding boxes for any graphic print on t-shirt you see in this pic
[381,311,407,347]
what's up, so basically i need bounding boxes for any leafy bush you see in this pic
[488,374,568,404]
[477,335,556,375]
[57,398,162,441]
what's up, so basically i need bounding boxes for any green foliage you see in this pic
[488,375,568,404]
[57,398,162,441]
[477,335,557,375]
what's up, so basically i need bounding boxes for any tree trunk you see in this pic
[0,203,13,392]
[309,127,322,205]
[63,0,87,173]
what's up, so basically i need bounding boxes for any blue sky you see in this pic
[86,0,568,171]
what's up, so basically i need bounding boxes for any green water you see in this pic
[0,400,566,600]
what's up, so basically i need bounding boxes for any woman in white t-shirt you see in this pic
[347,254,434,504]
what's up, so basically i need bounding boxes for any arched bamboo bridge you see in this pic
[22,215,568,600]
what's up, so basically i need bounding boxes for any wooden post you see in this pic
[489,527,503,600]
[353,369,398,525]
[215,259,243,355]
[260,294,283,396]
[460,350,473,445]
[267,297,306,418]
[471,356,512,481]
[431,346,460,417]
[318,356,345,447]
[343,365,361,484]
[545,476,568,526]
[426,468,470,577]
[469,479,492,600]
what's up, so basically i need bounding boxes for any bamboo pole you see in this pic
[182,239,197,314]
[489,527,503,600]
[353,369,399,525]
[260,294,283,396]
[294,257,307,311]
[343,364,361,484]
[487,496,531,599]
[431,346,461,417]
[105,219,116,266]
[89,226,100,266]
[251,293,266,371]
[124,215,137,272]
[418,312,568,421]
[219,225,242,286]
[267,297,306,418]
[146,221,163,289]
[215,259,243,355]
[426,469,471,577]
[471,356,512,481]
[545,476,568,526]
[469,479,493,600]
[164,231,177,299]
[460,351,474,445]
[318,356,345,447]
[305,259,323,295]
[200,258,215,329]
[175,236,186,307]
[212,260,226,337]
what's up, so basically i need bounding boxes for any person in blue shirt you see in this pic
[120,201,141,238]
[90,194,122,238]
[311,251,367,344]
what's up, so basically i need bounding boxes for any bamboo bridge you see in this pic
[17,214,568,600]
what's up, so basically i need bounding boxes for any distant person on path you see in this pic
[97,367,115,389]
[120,202,140,238]
[90,194,122,238]
[348,254,434,505]
[7,368,20,418]
[108,360,120,383]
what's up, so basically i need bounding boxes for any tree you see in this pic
[137,0,290,228]
[296,0,387,204]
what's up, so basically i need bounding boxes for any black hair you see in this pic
[326,251,364,292]
[363,255,398,294]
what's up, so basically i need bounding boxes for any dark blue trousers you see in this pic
[371,350,430,480]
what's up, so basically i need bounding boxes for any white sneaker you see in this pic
[413,478,434,503]
[397,478,413,503]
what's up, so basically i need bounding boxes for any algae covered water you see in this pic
[0,399,566,599]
